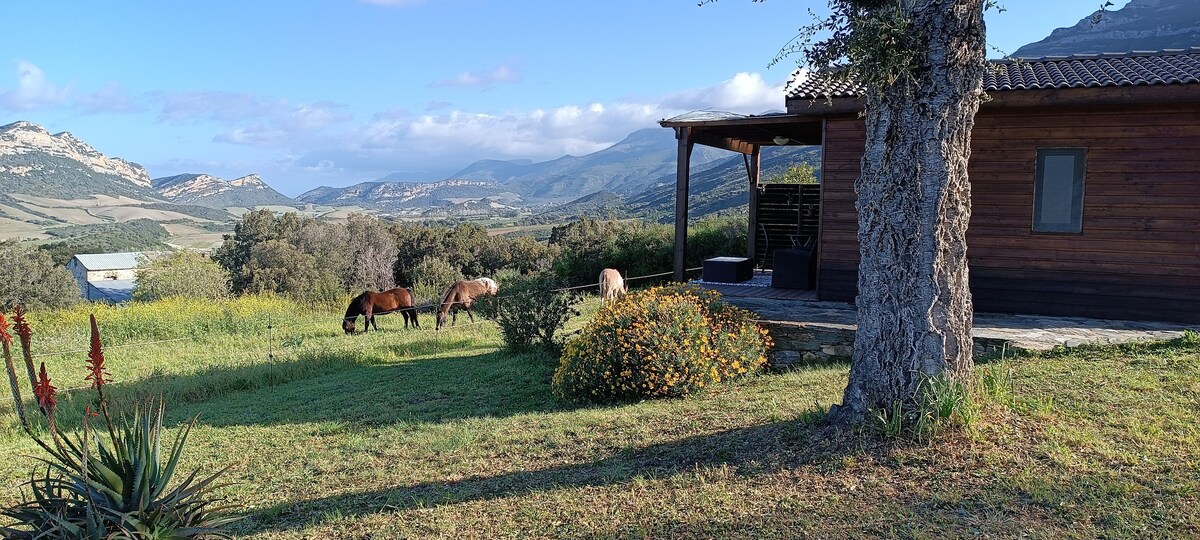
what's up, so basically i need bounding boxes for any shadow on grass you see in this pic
[157,340,565,429]
[234,418,872,535]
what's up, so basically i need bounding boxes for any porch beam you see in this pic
[746,146,761,264]
[690,131,756,155]
[673,127,693,282]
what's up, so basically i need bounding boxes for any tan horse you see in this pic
[436,277,499,330]
[598,268,626,302]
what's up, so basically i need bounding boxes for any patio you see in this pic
[693,270,1192,367]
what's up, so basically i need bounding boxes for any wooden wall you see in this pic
[816,102,1200,324]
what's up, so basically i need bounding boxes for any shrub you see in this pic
[0,240,80,311]
[410,255,464,308]
[490,273,580,352]
[133,250,231,302]
[552,285,771,403]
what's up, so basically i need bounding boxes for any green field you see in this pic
[2,297,1198,539]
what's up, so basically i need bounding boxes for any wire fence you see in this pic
[19,266,708,368]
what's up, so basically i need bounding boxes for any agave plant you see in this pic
[0,311,239,539]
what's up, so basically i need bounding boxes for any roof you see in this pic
[86,279,135,303]
[71,251,153,271]
[787,48,1200,100]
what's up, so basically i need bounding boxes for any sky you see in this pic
[1,0,1130,197]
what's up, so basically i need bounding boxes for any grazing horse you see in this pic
[436,277,499,330]
[343,287,419,334]
[598,268,626,302]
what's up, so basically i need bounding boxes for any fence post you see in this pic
[267,314,274,362]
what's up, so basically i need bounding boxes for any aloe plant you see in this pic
[0,311,239,539]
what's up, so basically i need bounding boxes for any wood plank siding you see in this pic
[816,102,1200,324]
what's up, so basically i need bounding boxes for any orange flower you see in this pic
[11,305,32,342]
[84,314,110,390]
[33,362,56,415]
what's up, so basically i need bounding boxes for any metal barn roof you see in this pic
[71,252,152,271]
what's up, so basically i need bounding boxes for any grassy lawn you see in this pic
[2,298,1198,539]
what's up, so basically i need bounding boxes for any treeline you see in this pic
[39,219,171,266]
[211,210,747,305]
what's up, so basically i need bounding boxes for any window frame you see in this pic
[1032,147,1086,234]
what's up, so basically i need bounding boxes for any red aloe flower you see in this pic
[84,314,110,390]
[33,362,56,415]
[12,305,32,342]
[0,311,11,347]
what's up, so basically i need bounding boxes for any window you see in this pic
[1033,148,1085,233]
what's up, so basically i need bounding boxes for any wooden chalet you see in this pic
[661,48,1200,324]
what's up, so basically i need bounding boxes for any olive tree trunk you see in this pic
[835,0,987,423]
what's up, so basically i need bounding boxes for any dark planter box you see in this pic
[771,246,816,289]
[703,256,753,283]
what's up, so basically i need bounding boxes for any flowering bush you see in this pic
[553,285,771,403]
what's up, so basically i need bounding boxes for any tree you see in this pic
[242,240,327,300]
[345,213,398,292]
[723,0,988,423]
[132,251,231,302]
[212,209,279,293]
[0,240,80,310]
[767,163,818,184]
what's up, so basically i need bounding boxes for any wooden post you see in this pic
[747,146,761,266]
[673,127,693,282]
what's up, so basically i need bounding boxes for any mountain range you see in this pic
[2,0,1197,242]
[1012,0,1200,58]
[294,128,736,212]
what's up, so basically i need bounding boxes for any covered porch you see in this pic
[658,111,825,285]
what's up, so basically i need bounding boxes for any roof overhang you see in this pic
[658,113,826,154]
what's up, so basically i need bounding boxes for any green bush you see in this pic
[133,250,231,302]
[410,256,464,308]
[0,240,80,311]
[552,285,771,403]
[490,273,579,352]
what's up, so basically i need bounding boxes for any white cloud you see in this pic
[76,82,143,114]
[155,91,352,148]
[155,71,791,194]
[268,71,790,186]
[660,72,785,113]
[429,64,524,89]
[0,61,71,111]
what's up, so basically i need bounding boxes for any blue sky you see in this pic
[1,0,1128,196]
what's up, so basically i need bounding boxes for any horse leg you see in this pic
[466,307,474,323]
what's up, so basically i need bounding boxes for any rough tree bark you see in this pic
[834,0,987,423]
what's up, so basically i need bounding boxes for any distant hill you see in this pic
[302,128,737,214]
[1012,0,1200,58]
[452,128,734,204]
[152,172,296,209]
[0,121,251,250]
[627,145,824,222]
[295,179,516,211]
[0,120,157,200]
[531,190,631,222]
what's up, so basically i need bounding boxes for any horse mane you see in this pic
[345,291,370,318]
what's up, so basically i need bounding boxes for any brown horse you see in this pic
[436,277,498,330]
[343,287,419,334]
[598,268,626,302]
